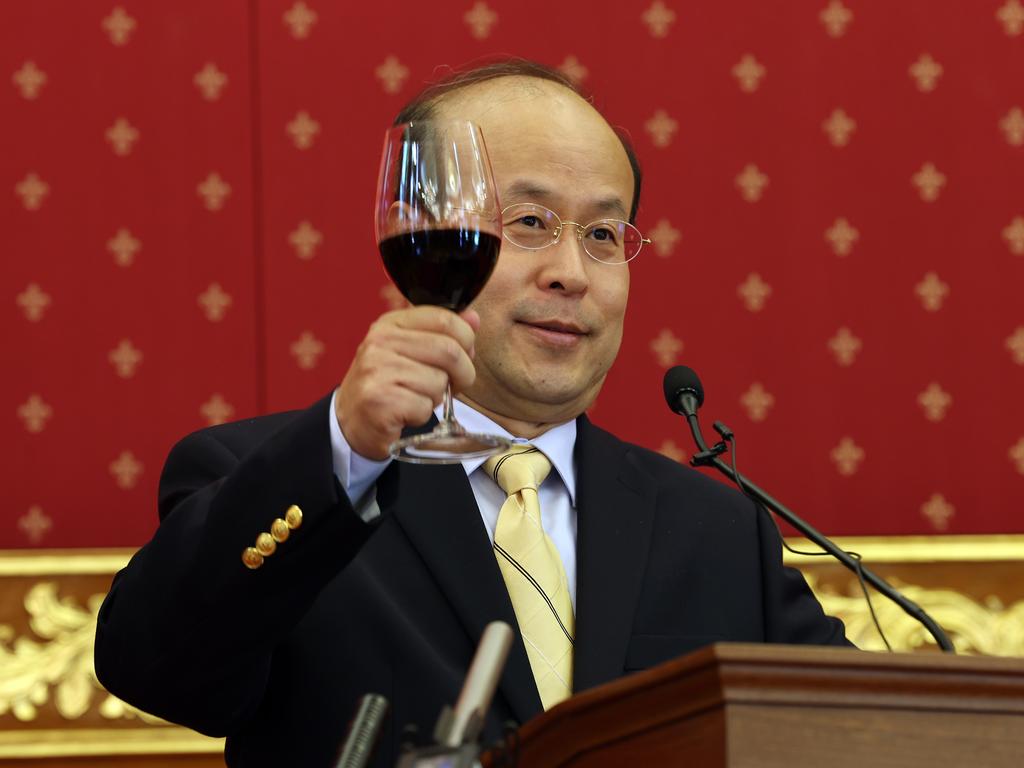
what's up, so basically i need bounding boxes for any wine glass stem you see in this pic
[442,384,456,428]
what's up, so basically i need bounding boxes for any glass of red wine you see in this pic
[375,120,511,463]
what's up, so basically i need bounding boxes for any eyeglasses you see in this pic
[500,203,650,264]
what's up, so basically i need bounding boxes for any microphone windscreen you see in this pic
[663,366,705,413]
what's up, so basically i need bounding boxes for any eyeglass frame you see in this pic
[499,203,651,264]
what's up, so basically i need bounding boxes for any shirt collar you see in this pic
[438,399,578,506]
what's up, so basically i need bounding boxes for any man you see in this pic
[95,60,849,768]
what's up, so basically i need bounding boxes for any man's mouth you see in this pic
[520,319,588,335]
[516,319,590,346]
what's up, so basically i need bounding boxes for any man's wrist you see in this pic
[328,389,391,505]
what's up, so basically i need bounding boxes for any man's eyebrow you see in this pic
[504,180,554,200]
[504,180,628,219]
[593,196,628,218]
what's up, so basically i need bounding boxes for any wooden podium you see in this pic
[489,644,1024,767]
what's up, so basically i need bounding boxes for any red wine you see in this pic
[380,228,500,311]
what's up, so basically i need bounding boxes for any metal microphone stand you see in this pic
[683,411,956,653]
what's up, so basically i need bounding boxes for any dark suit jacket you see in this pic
[95,394,849,767]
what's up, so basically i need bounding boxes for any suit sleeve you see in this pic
[94,394,378,735]
[755,502,854,647]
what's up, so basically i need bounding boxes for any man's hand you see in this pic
[335,306,479,460]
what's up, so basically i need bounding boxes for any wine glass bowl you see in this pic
[375,120,511,463]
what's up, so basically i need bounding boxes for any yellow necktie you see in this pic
[484,445,574,709]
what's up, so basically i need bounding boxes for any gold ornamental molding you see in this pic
[0,581,163,723]
[0,535,1019,575]
[0,548,223,758]
[807,574,1024,655]
[1,538,1022,758]
[783,536,1024,656]
[782,534,1024,564]
[0,549,131,577]
[0,727,218,759]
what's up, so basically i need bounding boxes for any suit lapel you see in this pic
[377,430,542,725]
[572,415,657,692]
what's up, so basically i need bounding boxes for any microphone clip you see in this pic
[690,421,735,467]
[691,441,728,467]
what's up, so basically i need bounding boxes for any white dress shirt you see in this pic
[328,391,579,608]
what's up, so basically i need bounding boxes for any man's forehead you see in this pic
[503,178,629,219]
[432,75,635,215]
[435,77,611,146]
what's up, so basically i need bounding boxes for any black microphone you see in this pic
[333,693,389,768]
[661,365,956,653]
[663,365,704,417]
[663,366,725,466]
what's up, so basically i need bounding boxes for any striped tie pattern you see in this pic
[484,445,574,709]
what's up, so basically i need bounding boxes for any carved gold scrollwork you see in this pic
[0,582,160,723]
[807,574,1024,655]
[3,565,1023,727]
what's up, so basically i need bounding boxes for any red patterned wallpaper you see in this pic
[3,1,1023,548]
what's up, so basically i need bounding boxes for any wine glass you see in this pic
[375,120,511,463]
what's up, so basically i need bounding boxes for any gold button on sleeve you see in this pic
[242,547,264,570]
[255,532,277,556]
[285,504,303,530]
[270,518,290,543]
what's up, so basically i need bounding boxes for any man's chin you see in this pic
[508,372,602,414]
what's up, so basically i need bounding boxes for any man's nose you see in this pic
[540,225,590,294]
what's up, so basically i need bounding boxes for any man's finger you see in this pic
[372,329,474,391]
[380,355,450,404]
[386,306,476,353]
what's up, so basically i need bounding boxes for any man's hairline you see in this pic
[427,73,590,111]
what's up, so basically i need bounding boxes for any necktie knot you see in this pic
[484,445,552,496]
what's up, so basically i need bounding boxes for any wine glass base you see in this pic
[389,431,511,464]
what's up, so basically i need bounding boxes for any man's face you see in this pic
[436,78,635,426]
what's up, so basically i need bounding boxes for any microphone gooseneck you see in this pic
[333,693,389,768]
[661,366,956,654]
